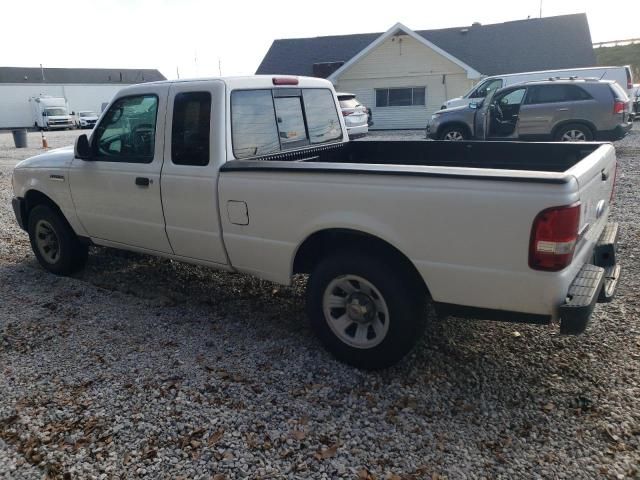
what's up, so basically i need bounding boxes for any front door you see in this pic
[69,87,173,253]
[160,80,228,264]
[488,87,526,138]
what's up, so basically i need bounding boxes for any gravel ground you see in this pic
[1,127,639,479]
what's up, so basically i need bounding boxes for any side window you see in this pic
[566,86,592,101]
[273,96,309,149]
[93,95,158,162]
[525,85,590,104]
[231,90,280,159]
[171,91,211,166]
[302,89,342,144]
[497,88,526,105]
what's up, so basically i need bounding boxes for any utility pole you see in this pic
[539,0,542,18]
[176,66,180,79]
[218,58,222,77]
[40,63,45,82]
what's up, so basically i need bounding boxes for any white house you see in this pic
[256,14,596,129]
[0,67,165,129]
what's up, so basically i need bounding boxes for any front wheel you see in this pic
[306,251,427,369]
[28,205,88,275]
[439,125,468,141]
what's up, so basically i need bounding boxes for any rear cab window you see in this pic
[231,88,342,159]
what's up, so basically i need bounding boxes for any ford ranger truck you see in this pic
[11,76,621,369]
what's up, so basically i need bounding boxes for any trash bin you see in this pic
[12,129,28,148]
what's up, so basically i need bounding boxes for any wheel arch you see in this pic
[22,189,86,241]
[292,228,430,297]
[437,121,472,140]
[551,120,596,140]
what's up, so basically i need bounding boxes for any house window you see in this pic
[375,87,426,107]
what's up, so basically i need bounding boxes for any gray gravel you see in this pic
[1,128,640,479]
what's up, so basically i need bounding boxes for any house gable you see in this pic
[329,23,481,83]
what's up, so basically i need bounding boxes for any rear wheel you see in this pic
[555,123,593,142]
[306,251,427,369]
[28,205,88,275]
[440,125,468,141]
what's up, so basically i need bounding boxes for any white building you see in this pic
[0,67,165,129]
[256,14,596,130]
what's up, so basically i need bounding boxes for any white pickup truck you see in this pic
[11,76,621,369]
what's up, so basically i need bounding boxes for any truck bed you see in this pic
[221,141,602,182]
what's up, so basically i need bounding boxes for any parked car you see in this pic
[442,65,635,110]
[336,92,369,137]
[76,111,99,129]
[428,79,632,142]
[12,76,621,369]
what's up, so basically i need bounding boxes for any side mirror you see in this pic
[74,134,92,160]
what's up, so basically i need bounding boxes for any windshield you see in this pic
[45,108,67,116]
[79,112,96,117]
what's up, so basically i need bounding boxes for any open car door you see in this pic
[473,89,496,140]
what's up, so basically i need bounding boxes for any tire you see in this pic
[306,250,428,369]
[554,123,593,142]
[439,125,468,141]
[27,205,88,275]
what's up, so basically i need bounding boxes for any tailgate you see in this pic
[567,144,617,242]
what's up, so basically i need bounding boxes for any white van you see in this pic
[442,66,634,110]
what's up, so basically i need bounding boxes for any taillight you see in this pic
[613,100,625,114]
[529,203,581,271]
[342,110,353,116]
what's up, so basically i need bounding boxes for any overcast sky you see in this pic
[2,0,636,80]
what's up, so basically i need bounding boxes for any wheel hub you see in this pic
[346,292,376,322]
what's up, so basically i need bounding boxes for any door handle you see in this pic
[135,177,151,187]
[556,108,569,112]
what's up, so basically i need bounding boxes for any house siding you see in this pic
[335,34,475,129]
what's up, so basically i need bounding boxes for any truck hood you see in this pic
[15,145,74,170]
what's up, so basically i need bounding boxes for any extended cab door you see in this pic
[69,85,173,253]
[160,80,228,264]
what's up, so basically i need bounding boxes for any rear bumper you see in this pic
[559,222,621,334]
[12,197,27,231]
[596,123,633,141]
[434,222,621,332]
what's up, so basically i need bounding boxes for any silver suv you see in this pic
[427,79,633,141]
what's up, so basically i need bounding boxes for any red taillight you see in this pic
[529,203,581,271]
[272,77,298,85]
[613,100,625,114]
[342,110,353,116]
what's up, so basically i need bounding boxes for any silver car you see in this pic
[337,92,369,138]
[427,79,633,141]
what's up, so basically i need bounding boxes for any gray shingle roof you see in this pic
[256,14,596,78]
[0,67,166,84]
